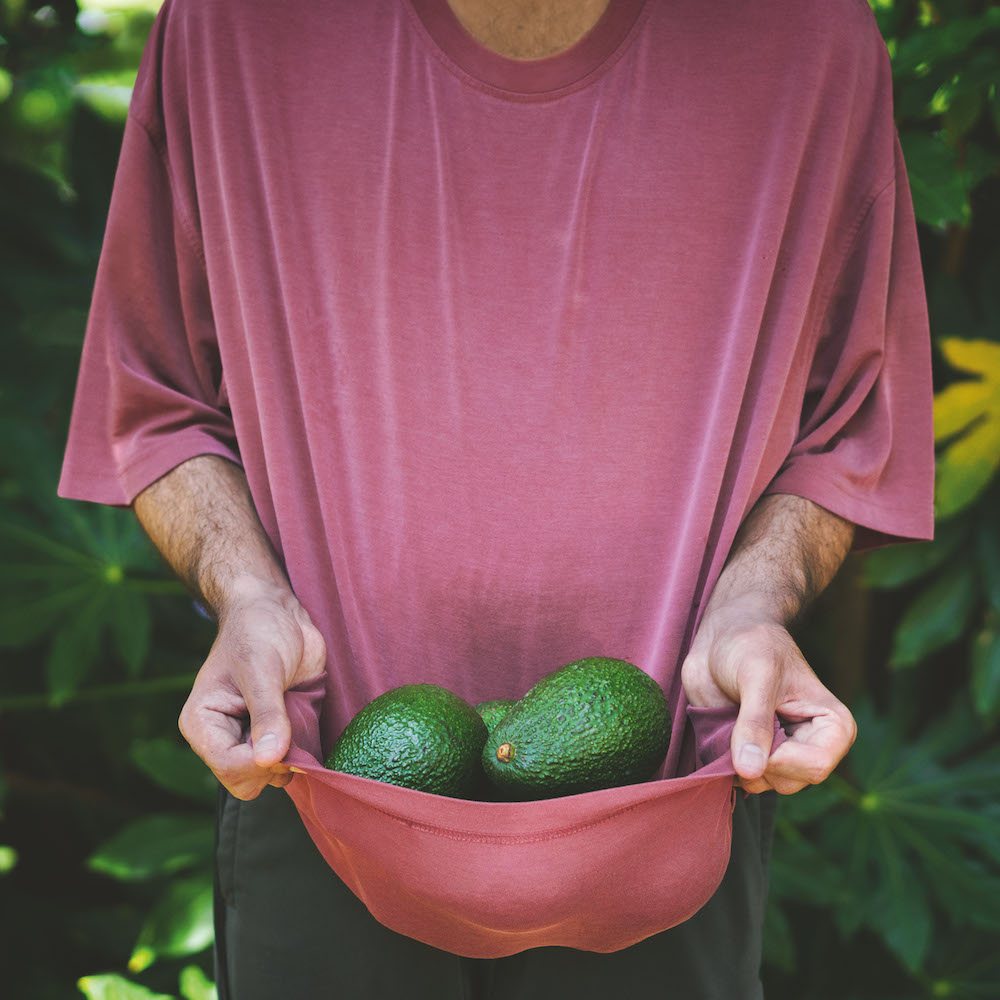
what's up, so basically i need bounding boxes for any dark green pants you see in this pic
[215,784,776,999]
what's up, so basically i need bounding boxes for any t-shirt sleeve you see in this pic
[58,20,239,506]
[763,131,935,550]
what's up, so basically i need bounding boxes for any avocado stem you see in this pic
[496,742,514,763]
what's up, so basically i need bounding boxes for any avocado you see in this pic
[482,657,671,799]
[325,684,488,798]
[474,698,517,736]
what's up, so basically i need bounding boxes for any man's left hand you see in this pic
[681,605,857,795]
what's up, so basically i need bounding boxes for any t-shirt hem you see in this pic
[762,465,934,551]
[58,433,242,508]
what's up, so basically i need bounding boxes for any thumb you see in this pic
[244,674,292,767]
[731,678,778,781]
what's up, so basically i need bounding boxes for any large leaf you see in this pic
[900,131,970,228]
[889,563,978,667]
[933,338,1000,517]
[88,814,214,881]
[77,976,175,1000]
[129,875,215,972]
[862,517,967,589]
[131,740,218,805]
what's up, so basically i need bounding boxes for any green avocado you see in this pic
[474,698,517,736]
[325,684,488,798]
[482,657,671,799]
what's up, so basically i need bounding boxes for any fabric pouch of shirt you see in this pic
[281,681,785,958]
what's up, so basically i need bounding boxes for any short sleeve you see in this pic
[58,50,239,506]
[763,133,935,549]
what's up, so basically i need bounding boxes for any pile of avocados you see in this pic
[323,657,671,800]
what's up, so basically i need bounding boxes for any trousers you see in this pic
[214,782,776,999]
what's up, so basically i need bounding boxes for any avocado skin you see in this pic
[482,657,671,799]
[325,684,488,798]
[474,698,517,736]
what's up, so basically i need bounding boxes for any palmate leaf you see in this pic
[933,338,1000,518]
[784,699,1000,969]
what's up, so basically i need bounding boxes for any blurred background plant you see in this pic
[0,1,997,997]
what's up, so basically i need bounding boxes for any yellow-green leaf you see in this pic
[933,379,993,440]
[933,338,1000,518]
[937,337,1000,381]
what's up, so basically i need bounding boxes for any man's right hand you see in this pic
[179,585,327,800]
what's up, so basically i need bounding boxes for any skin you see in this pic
[134,458,856,800]
[132,4,857,800]
[446,0,612,60]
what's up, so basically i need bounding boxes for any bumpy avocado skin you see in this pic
[482,658,671,799]
[325,684,489,798]
[474,699,517,736]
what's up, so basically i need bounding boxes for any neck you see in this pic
[445,0,612,60]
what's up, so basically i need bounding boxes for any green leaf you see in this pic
[862,518,967,589]
[889,564,978,667]
[0,845,18,873]
[88,814,214,882]
[129,875,215,972]
[46,597,106,705]
[77,975,175,1000]
[0,582,96,647]
[870,823,933,973]
[131,740,218,805]
[178,966,216,1000]
[971,624,1000,718]
[110,586,152,675]
[901,131,970,228]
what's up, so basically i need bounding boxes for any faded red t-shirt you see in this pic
[60,0,934,772]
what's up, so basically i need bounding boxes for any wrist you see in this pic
[208,572,298,625]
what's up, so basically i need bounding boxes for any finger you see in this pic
[730,670,780,781]
[762,729,849,790]
[241,660,293,768]
[736,774,775,795]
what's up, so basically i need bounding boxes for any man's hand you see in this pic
[682,493,858,794]
[179,585,327,800]
[681,605,856,795]
[132,455,328,800]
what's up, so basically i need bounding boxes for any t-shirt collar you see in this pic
[407,0,647,98]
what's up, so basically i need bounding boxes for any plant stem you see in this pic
[0,673,197,712]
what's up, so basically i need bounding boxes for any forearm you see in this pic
[702,493,855,628]
[132,454,292,621]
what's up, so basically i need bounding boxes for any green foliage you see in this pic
[0,1,997,998]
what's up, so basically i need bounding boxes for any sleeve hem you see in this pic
[58,431,242,507]
[762,465,934,551]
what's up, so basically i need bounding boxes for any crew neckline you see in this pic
[406,0,647,99]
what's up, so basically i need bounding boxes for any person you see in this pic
[59,0,935,996]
